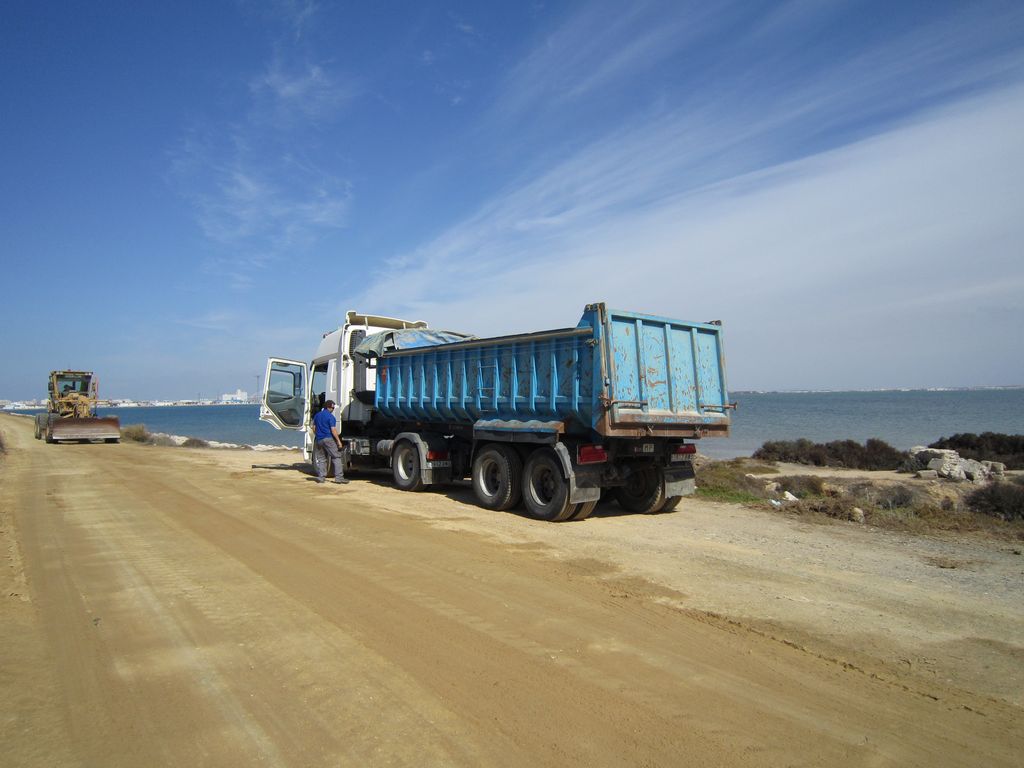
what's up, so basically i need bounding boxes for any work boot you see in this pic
[335,478,350,485]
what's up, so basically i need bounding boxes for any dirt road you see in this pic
[1,414,1022,766]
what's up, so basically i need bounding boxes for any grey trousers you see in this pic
[315,438,346,481]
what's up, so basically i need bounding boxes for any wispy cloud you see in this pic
[348,81,1024,388]
[250,57,358,124]
[173,310,241,333]
[493,2,710,119]
[171,136,352,251]
[449,13,481,40]
[170,36,356,288]
[485,1,1024,154]
[244,0,320,40]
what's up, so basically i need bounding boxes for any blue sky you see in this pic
[2,1,1023,400]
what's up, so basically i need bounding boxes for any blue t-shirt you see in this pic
[313,408,337,440]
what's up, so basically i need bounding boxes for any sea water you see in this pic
[16,389,1024,457]
[98,404,305,448]
[703,388,1024,458]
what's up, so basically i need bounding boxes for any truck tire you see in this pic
[658,496,683,513]
[614,466,665,514]
[34,414,44,439]
[522,448,577,522]
[472,444,522,510]
[392,440,426,492]
[569,500,598,521]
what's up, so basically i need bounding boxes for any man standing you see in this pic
[312,400,349,484]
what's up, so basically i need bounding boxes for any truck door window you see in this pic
[310,363,328,418]
[266,364,305,427]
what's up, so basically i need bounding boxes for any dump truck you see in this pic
[261,303,731,521]
[35,370,121,443]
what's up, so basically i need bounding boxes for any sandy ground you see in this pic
[1,413,1022,767]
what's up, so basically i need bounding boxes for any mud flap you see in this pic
[394,432,452,486]
[663,462,696,498]
[552,443,601,505]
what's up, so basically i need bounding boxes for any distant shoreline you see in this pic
[5,385,1022,410]
[3,401,256,411]
[731,385,1023,395]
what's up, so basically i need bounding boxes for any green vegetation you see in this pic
[753,438,906,470]
[694,458,777,503]
[929,433,1024,470]
[120,424,151,442]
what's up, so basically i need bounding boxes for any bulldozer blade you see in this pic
[50,417,122,442]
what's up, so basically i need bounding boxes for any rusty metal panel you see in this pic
[602,307,730,437]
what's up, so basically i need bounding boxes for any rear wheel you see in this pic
[392,440,425,491]
[614,466,665,514]
[522,449,576,522]
[658,496,683,513]
[569,500,598,521]
[472,444,523,510]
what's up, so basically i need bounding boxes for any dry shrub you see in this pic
[754,437,906,470]
[930,433,1024,469]
[967,480,1024,521]
[789,496,859,521]
[777,475,826,498]
[121,424,151,442]
[848,481,919,510]
[181,437,210,448]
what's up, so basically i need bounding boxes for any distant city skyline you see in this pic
[2,2,1023,400]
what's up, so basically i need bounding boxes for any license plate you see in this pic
[641,443,654,454]
[670,454,691,463]
[427,461,452,468]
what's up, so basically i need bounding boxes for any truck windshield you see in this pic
[56,376,90,393]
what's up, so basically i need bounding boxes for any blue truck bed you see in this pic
[373,303,730,441]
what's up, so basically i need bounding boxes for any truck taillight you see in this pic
[578,444,608,464]
[426,449,449,461]
[674,444,697,455]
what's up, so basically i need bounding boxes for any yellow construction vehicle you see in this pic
[34,370,121,443]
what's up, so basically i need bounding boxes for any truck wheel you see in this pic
[614,467,665,514]
[34,415,43,439]
[569,500,598,521]
[392,440,426,492]
[522,449,576,522]
[472,444,522,510]
[658,496,683,513]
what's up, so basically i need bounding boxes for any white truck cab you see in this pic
[260,311,427,460]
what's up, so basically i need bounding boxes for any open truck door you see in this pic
[260,358,309,431]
